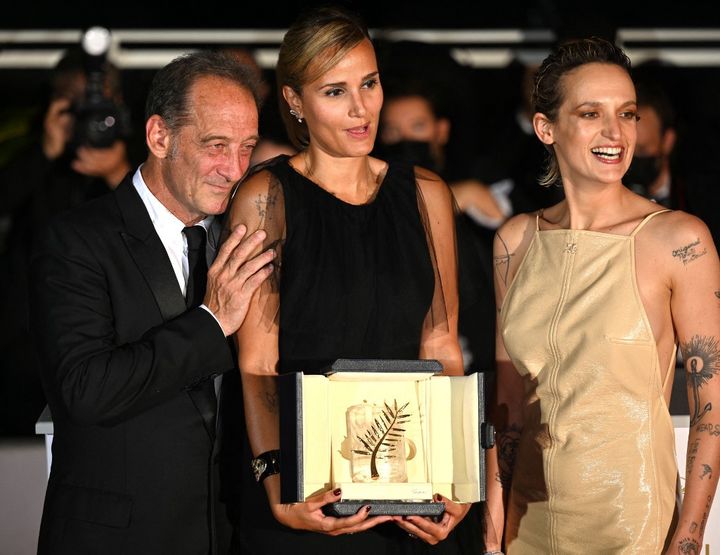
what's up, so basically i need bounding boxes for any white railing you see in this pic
[0,28,719,69]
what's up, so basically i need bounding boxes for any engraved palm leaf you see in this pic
[352,399,411,480]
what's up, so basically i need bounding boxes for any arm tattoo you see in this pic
[495,423,521,489]
[701,495,711,535]
[700,463,712,479]
[254,175,281,221]
[254,192,277,220]
[689,521,698,533]
[493,233,514,287]
[672,238,707,266]
[696,423,720,436]
[682,335,720,426]
[688,439,699,475]
[260,391,278,414]
[679,538,700,554]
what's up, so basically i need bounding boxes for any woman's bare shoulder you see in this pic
[411,165,450,196]
[644,209,714,245]
[495,212,537,250]
[412,164,443,183]
[231,167,283,206]
[638,209,717,268]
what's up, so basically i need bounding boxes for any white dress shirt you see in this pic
[132,167,224,333]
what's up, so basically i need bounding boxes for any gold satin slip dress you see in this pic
[500,210,679,554]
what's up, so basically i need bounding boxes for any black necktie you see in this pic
[183,226,208,309]
[182,225,217,437]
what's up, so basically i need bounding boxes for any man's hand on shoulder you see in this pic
[203,224,275,336]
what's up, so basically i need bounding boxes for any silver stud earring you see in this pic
[289,109,303,123]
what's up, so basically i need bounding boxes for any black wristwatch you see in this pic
[251,449,281,483]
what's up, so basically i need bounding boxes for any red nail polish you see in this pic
[333,488,341,496]
[365,505,372,513]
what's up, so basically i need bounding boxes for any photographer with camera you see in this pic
[0,30,137,436]
[43,29,133,184]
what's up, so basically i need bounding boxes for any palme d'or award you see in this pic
[279,359,494,517]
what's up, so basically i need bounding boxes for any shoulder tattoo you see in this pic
[672,237,707,266]
[254,174,281,221]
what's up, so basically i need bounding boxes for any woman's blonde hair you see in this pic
[276,5,370,149]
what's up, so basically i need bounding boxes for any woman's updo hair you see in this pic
[533,37,633,187]
[276,5,371,149]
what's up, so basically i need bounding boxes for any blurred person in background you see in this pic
[623,78,682,208]
[221,46,296,167]
[469,59,565,217]
[0,43,139,436]
[377,80,497,378]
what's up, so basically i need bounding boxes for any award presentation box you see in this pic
[279,359,494,517]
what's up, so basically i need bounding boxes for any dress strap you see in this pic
[536,209,544,231]
[630,209,671,237]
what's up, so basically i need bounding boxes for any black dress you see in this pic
[226,155,464,554]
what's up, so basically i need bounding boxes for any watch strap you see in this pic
[251,449,281,483]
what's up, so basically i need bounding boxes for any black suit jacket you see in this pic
[30,175,235,554]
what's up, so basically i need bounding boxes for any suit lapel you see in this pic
[115,178,186,321]
[114,178,217,440]
[206,213,225,264]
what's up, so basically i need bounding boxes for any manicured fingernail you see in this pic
[333,488,341,496]
[365,505,372,513]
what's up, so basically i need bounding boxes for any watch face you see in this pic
[252,458,268,482]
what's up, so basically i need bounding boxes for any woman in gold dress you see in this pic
[483,37,720,554]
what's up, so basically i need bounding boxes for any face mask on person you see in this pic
[375,140,439,173]
[623,155,662,193]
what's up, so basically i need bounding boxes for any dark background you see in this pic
[2,0,719,30]
[3,0,719,174]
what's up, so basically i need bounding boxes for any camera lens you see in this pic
[70,26,131,149]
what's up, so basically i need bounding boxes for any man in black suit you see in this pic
[29,50,275,554]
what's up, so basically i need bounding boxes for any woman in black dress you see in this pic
[226,6,469,553]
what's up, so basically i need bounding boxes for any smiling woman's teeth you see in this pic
[591,147,622,160]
